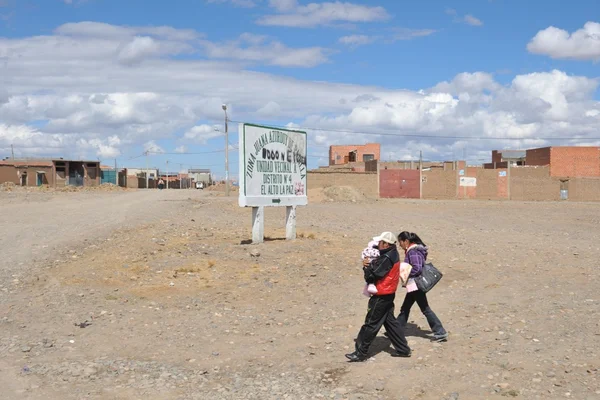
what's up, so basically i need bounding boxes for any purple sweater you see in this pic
[405,245,428,278]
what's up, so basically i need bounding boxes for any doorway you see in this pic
[20,172,27,186]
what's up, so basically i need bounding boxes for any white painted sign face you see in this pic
[239,123,308,207]
[459,177,477,187]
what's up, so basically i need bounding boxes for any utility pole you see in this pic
[166,160,169,190]
[114,158,117,185]
[222,104,230,196]
[11,144,14,160]
[145,151,149,189]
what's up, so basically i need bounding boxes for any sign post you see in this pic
[239,123,308,244]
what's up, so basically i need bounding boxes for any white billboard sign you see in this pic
[459,177,477,187]
[238,123,308,207]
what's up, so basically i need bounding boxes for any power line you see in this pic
[228,119,600,142]
[147,149,227,155]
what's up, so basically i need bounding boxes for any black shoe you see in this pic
[391,351,412,358]
[345,352,367,362]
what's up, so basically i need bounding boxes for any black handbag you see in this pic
[414,262,443,293]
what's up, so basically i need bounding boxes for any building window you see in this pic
[363,154,375,162]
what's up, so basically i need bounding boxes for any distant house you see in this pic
[485,147,600,177]
[491,150,527,166]
[0,158,100,187]
[329,144,381,166]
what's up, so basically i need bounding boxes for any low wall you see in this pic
[308,166,600,202]
[511,167,560,201]
[422,170,456,200]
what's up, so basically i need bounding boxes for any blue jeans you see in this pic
[397,290,446,336]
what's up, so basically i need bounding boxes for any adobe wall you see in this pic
[510,167,560,201]
[422,170,456,199]
[568,178,600,201]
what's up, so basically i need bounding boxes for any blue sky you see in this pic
[1,0,599,177]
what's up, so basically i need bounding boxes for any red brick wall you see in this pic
[329,143,381,165]
[492,150,502,163]
[379,169,420,198]
[526,147,551,166]
[549,147,600,177]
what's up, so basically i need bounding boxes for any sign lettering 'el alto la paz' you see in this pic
[239,123,308,208]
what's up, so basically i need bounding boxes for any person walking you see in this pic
[346,232,412,362]
[396,231,448,341]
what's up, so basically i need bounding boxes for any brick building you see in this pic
[526,147,600,177]
[491,150,526,166]
[0,158,101,187]
[329,143,380,166]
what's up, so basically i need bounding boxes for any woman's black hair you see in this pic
[397,231,426,246]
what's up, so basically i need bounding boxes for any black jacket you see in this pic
[363,245,400,284]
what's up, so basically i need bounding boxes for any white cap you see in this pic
[373,232,396,244]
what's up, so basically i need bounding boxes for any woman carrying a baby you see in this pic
[345,232,412,362]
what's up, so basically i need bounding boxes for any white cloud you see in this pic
[201,33,330,67]
[183,125,222,144]
[339,29,436,48]
[143,140,164,154]
[464,15,483,27]
[174,145,187,153]
[269,0,297,12]
[446,9,483,27]
[1,21,599,165]
[258,1,390,28]
[392,28,437,40]
[527,21,600,61]
[339,34,374,47]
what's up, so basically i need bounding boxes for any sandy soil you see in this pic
[1,188,599,400]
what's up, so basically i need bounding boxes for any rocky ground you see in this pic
[1,188,599,400]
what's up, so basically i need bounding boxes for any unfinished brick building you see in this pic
[329,143,380,166]
[526,147,600,177]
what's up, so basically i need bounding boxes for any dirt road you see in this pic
[0,190,202,293]
[1,189,599,400]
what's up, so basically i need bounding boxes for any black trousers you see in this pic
[355,293,411,357]
[397,289,446,336]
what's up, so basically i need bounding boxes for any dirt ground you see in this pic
[1,188,599,400]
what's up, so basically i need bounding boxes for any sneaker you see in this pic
[432,332,448,342]
[345,351,367,362]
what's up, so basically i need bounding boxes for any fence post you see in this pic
[507,161,511,200]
